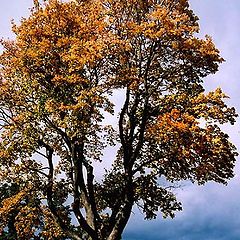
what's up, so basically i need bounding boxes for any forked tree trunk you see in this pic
[106,190,134,240]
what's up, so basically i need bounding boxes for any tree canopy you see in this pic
[0,0,237,239]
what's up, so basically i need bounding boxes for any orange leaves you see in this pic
[0,1,237,238]
[159,109,188,132]
[6,0,113,88]
[0,190,27,218]
[41,207,65,239]
[15,206,40,239]
[147,109,197,144]
[147,6,193,37]
[119,2,199,40]
[182,36,224,62]
[0,149,11,160]
[190,88,237,124]
[143,85,237,183]
[146,106,236,183]
[149,88,237,140]
[0,189,64,239]
[0,0,116,144]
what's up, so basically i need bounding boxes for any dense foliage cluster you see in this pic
[0,0,237,239]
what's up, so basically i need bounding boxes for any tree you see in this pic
[0,0,237,239]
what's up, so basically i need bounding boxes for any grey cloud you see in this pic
[124,179,240,240]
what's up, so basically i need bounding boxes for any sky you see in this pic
[124,1,240,240]
[0,1,240,240]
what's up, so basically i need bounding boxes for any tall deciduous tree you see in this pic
[0,0,237,239]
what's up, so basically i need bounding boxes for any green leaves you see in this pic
[135,175,182,219]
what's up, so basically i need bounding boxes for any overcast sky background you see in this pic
[0,1,240,240]
[125,1,240,239]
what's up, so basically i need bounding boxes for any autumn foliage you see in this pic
[0,0,237,239]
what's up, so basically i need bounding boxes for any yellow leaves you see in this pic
[0,0,237,236]
[0,190,64,239]
[41,207,65,239]
[191,88,237,124]
[0,190,27,217]
[171,41,179,49]
[0,149,10,159]
[60,35,106,68]
[142,4,198,39]
[107,0,199,42]
[147,109,198,144]
[15,206,40,239]
[146,104,236,183]
[113,65,143,89]
[51,73,89,85]
[45,99,58,113]
[149,6,169,20]
[182,36,224,63]
[199,36,222,58]
[212,136,222,145]
[5,0,113,87]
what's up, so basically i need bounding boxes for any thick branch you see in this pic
[107,172,134,240]
[44,116,71,148]
[119,89,130,151]
[38,140,78,239]
[46,145,54,213]
[84,160,101,231]
[72,142,98,240]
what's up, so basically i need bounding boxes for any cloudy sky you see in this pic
[0,1,240,240]
[124,1,240,240]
